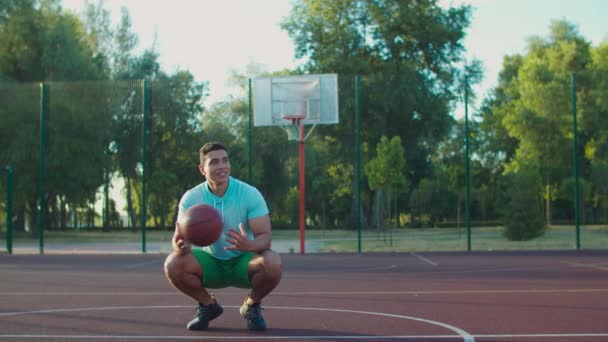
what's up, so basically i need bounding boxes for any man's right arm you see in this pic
[172,223,192,254]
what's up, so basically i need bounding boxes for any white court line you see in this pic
[1,288,608,296]
[0,305,475,342]
[565,262,608,272]
[410,252,438,266]
[1,334,608,340]
[475,333,608,339]
[0,335,462,340]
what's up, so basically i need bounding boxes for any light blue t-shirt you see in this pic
[178,176,269,260]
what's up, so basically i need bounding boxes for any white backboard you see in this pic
[253,74,339,127]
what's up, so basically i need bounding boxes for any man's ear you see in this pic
[198,164,206,177]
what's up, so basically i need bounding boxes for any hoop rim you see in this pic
[282,114,306,122]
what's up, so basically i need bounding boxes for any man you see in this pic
[164,142,282,331]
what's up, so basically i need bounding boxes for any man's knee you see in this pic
[264,250,282,271]
[164,252,198,280]
[164,252,181,279]
[251,250,282,276]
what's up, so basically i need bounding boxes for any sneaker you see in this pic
[186,298,223,331]
[239,301,266,331]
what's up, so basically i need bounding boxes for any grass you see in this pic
[317,225,608,252]
[1,225,606,253]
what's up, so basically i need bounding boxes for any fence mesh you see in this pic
[1,75,606,254]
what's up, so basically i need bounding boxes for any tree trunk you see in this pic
[28,197,38,238]
[545,184,551,226]
[49,195,58,231]
[125,175,136,229]
[103,170,110,232]
[371,188,385,231]
[456,194,461,229]
[60,196,67,229]
[15,206,25,233]
[72,203,78,229]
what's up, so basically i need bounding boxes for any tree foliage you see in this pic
[479,19,606,231]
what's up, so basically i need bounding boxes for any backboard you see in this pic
[253,74,339,127]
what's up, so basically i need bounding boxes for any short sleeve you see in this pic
[247,187,269,219]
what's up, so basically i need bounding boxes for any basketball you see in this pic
[177,204,222,246]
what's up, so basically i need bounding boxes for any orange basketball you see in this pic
[177,204,222,246]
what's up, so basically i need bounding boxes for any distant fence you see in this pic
[1,75,606,254]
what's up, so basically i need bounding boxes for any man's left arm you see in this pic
[225,215,271,253]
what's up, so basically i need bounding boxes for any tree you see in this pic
[502,166,546,241]
[81,0,113,76]
[0,1,106,235]
[365,136,408,228]
[282,0,478,226]
[582,41,608,223]
[482,20,592,226]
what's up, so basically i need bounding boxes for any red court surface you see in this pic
[1,250,607,341]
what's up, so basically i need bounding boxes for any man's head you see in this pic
[199,142,230,184]
[199,142,227,164]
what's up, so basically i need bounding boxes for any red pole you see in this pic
[299,125,305,254]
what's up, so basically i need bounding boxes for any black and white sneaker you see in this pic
[186,298,223,330]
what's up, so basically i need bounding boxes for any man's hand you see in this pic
[225,223,251,251]
[172,228,192,255]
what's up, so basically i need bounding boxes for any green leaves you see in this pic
[365,136,407,192]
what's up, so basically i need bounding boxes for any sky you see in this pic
[61,0,608,114]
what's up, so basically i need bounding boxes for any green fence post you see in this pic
[248,78,253,184]
[572,73,580,249]
[141,79,148,253]
[5,165,13,254]
[464,73,471,251]
[39,82,47,254]
[355,75,362,253]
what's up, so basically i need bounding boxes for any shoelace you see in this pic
[196,304,215,318]
[246,304,263,317]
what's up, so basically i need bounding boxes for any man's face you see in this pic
[199,149,230,184]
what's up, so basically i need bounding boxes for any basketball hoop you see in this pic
[280,114,318,142]
[281,114,304,142]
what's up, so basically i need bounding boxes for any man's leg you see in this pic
[164,251,223,330]
[247,249,282,302]
[164,251,215,305]
[239,250,282,331]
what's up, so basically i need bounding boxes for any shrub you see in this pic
[502,167,547,241]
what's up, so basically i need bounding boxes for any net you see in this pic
[282,123,302,141]
[280,115,305,142]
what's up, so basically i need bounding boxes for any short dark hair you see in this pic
[199,142,228,164]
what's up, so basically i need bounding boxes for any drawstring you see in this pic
[213,199,224,223]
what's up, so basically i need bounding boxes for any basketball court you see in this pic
[1,250,607,341]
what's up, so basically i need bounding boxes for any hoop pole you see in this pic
[299,125,306,254]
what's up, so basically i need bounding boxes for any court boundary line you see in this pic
[0,305,475,342]
[565,261,608,271]
[410,252,438,266]
[1,333,608,340]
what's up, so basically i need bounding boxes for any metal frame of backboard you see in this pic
[253,73,338,127]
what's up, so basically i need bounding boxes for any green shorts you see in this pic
[192,249,254,289]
